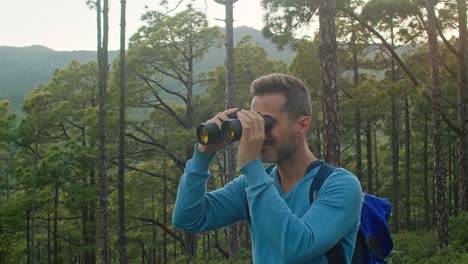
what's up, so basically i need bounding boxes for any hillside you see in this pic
[0,27,294,111]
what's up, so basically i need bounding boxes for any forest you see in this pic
[0,0,467,263]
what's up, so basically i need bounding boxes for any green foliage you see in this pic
[0,28,294,112]
[449,212,468,250]
[0,46,118,111]
[0,225,17,264]
[389,215,468,264]
[417,246,468,264]
[173,248,252,264]
[289,38,320,94]
[202,36,288,116]
[262,0,319,48]
[390,231,438,263]
[1,1,467,262]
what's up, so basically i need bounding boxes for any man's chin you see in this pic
[260,154,276,164]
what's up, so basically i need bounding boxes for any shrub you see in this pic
[449,212,468,251]
[0,225,17,264]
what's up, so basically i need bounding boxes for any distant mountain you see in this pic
[0,45,119,109]
[0,27,294,111]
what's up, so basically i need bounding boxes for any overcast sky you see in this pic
[1,0,266,51]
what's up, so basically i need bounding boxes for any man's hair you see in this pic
[250,73,312,121]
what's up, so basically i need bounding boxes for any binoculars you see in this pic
[196,114,273,145]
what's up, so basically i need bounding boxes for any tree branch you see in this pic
[436,16,459,57]
[132,216,184,245]
[345,8,463,135]
[126,123,186,170]
[137,74,187,128]
[110,159,178,185]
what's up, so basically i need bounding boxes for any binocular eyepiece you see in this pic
[196,114,273,145]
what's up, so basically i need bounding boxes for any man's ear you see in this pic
[296,116,311,138]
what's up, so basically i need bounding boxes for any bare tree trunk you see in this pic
[82,172,97,264]
[404,91,411,230]
[31,126,39,264]
[163,157,168,264]
[374,130,379,194]
[47,211,51,264]
[423,110,430,229]
[448,128,453,215]
[179,13,199,258]
[224,0,240,258]
[354,112,362,180]
[27,209,31,264]
[213,0,240,257]
[391,93,399,233]
[352,33,363,180]
[319,0,340,166]
[426,0,448,248]
[118,0,128,263]
[315,124,322,159]
[366,119,373,194]
[151,190,157,264]
[389,22,400,233]
[53,181,59,264]
[457,0,468,212]
[96,0,111,262]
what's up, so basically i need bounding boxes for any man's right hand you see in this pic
[197,108,239,154]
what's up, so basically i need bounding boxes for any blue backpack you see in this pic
[311,162,393,264]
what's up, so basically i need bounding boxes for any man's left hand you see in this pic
[236,109,265,168]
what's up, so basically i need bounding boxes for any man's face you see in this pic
[251,93,298,164]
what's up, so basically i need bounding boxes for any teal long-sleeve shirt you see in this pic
[173,147,363,264]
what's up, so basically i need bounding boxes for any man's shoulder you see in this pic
[325,167,363,193]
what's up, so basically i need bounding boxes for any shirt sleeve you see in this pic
[241,159,362,263]
[172,145,248,232]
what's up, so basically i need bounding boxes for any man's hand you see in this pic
[197,108,239,154]
[236,110,265,167]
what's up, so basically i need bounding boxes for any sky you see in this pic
[1,0,265,51]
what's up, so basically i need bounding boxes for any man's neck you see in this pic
[276,146,316,193]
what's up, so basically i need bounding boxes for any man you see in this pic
[173,73,362,263]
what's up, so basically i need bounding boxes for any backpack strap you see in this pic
[309,161,334,203]
[309,162,346,264]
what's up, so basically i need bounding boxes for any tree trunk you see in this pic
[31,126,39,264]
[183,232,197,257]
[426,0,449,248]
[151,190,157,264]
[315,123,322,159]
[366,119,373,194]
[391,93,399,233]
[96,0,111,262]
[374,130,379,193]
[352,33,362,180]
[423,110,430,229]
[404,91,411,230]
[163,157,168,264]
[82,173,97,264]
[47,211,51,264]
[27,209,31,264]
[319,0,340,166]
[456,0,468,212]
[118,0,128,263]
[221,0,241,258]
[53,181,59,264]
[448,128,453,215]
[354,106,362,181]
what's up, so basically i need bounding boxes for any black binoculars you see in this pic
[196,114,273,145]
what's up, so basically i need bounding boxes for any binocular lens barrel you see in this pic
[198,126,209,144]
[196,123,221,145]
[221,119,243,142]
[196,114,273,145]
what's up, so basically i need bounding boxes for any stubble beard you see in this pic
[261,139,297,164]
